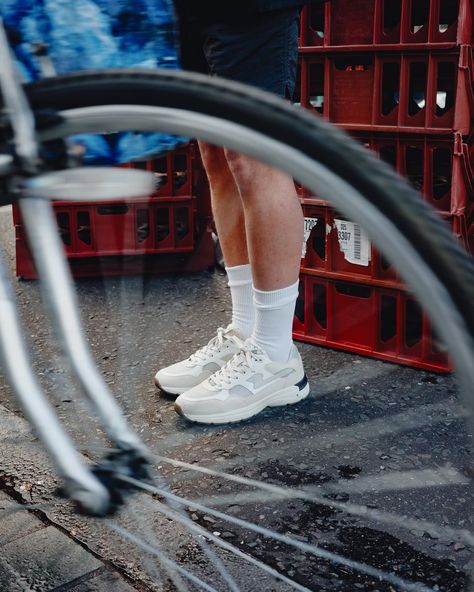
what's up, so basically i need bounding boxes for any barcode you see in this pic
[354,224,361,260]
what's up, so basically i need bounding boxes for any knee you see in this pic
[224,149,260,193]
[199,143,227,181]
[199,144,238,201]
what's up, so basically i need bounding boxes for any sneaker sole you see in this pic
[175,375,310,424]
[153,375,187,396]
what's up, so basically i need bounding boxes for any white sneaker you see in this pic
[154,325,244,395]
[174,339,309,424]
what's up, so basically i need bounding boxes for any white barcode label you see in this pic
[334,219,371,266]
[302,217,319,258]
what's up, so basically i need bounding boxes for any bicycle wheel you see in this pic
[8,69,474,592]
[24,68,474,421]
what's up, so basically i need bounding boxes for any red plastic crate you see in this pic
[14,221,215,280]
[13,196,198,260]
[123,144,196,198]
[12,141,216,279]
[17,227,215,280]
[448,209,473,255]
[293,274,450,372]
[299,200,471,287]
[300,202,399,286]
[299,45,473,134]
[353,132,474,214]
[299,0,473,49]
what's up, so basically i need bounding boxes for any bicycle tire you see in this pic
[22,69,474,416]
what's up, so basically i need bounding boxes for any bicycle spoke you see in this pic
[311,402,468,451]
[107,521,219,592]
[153,454,474,548]
[149,498,311,592]
[164,400,468,484]
[322,466,469,495]
[151,474,241,592]
[118,475,436,592]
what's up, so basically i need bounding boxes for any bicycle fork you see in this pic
[0,197,154,516]
[0,247,112,514]
[0,18,156,514]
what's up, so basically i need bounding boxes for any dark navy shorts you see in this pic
[176,8,301,99]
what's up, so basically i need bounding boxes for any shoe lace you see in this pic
[208,341,265,389]
[188,326,241,364]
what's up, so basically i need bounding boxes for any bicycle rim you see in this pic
[25,70,474,428]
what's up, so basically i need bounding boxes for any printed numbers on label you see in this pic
[338,230,351,241]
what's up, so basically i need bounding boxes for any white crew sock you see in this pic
[226,264,255,338]
[251,280,299,363]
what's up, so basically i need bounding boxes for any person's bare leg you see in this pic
[198,142,254,338]
[223,149,303,290]
[200,144,303,290]
[198,142,248,267]
[224,149,303,362]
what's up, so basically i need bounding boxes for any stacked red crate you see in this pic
[13,143,215,279]
[299,0,472,48]
[294,0,474,371]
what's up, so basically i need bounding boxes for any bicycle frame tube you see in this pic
[18,196,149,458]
[0,249,110,515]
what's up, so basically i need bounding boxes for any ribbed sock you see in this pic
[251,280,299,363]
[226,264,255,338]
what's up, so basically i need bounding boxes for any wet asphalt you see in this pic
[0,206,473,592]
